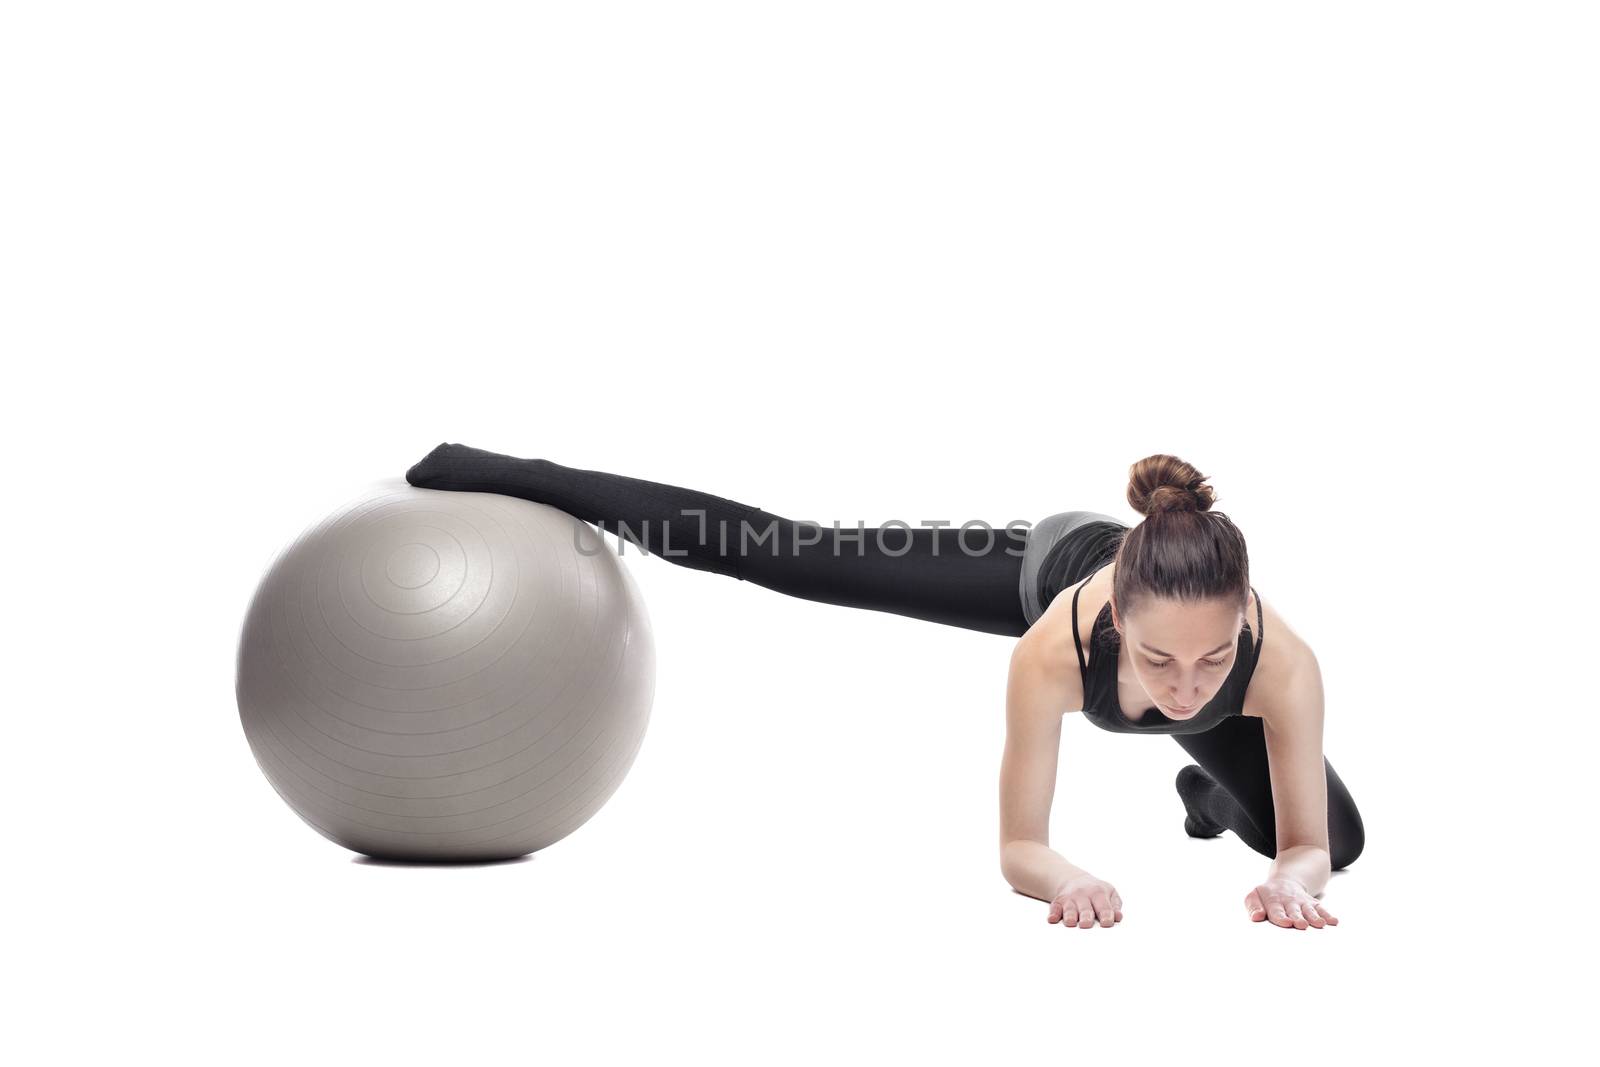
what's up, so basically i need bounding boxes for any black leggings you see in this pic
[406,444,1033,637]
[1177,717,1365,870]
[405,444,1364,869]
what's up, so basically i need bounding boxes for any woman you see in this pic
[405,444,1364,932]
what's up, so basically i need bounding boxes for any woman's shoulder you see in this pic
[1240,589,1317,719]
[1012,593,1091,714]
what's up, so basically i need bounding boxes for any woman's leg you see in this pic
[405,443,1032,637]
[1172,715,1366,870]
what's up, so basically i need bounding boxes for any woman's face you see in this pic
[1112,595,1244,719]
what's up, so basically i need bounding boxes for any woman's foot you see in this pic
[1176,764,1226,839]
[405,442,488,489]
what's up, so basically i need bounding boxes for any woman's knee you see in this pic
[1329,794,1366,870]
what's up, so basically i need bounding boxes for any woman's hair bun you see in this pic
[1126,454,1217,517]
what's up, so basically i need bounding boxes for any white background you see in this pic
[5,2,1594,1063]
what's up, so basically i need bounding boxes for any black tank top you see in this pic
[1064,543,1266,736]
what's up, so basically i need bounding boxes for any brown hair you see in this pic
[1111,454,1251,626]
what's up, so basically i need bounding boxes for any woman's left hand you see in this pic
[1244,877,1337,929]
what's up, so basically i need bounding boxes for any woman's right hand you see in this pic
[1047,873,1123,929]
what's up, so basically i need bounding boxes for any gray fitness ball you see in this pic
[235,478,655,861]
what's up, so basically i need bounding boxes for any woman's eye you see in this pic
[1148,658,1229,669]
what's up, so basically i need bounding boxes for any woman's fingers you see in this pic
[1243,884,1340,929]
[1055,884,1340,930]
[1050,888,1124,929]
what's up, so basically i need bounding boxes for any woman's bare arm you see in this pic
[998,635,1093,902]
[1241,606,1341,929]
[1261,648,1334,893]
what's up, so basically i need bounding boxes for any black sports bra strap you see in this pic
[1250,585,1265,664]
[1070,565,1106,673]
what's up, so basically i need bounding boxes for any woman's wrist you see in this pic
[1266,845,1332,896]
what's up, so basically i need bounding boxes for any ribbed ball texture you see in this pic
[235,479,654,861]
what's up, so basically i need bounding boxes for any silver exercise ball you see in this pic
[235,478,655,861]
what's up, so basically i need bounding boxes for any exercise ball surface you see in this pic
[235,478,654,861]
